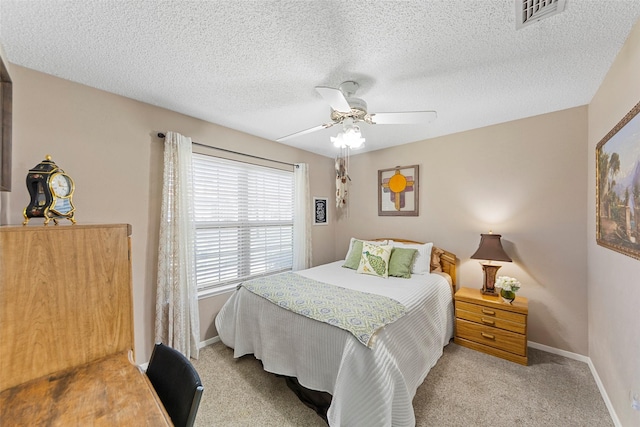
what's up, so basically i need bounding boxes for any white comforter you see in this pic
[215,261,454,427]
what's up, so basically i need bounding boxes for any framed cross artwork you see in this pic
[378,165,419,216]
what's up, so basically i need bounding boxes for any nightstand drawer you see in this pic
[456,300,526,324]
[455,307,526,334]
[455,318,526,356]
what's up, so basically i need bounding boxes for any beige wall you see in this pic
[338,106,589,354]
[588,19,640,427]
[1,65,336,363]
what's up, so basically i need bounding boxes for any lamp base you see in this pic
[480,264,501,295]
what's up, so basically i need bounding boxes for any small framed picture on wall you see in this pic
[313,197,328,226]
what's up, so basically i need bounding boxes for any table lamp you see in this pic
[470,232,512,295]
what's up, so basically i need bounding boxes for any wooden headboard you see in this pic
[373,238,457,295]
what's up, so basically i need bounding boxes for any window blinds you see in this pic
[192,153,294,293]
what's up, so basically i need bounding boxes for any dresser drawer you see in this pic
[456,300,526,324]
[455,318,526,356]
[455,307,526,334]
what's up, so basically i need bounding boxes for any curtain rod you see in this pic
[157,133,297,168]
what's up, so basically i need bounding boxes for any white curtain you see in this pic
[155,131,200,359]
[292,163,311,270]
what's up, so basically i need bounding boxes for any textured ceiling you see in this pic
[1,1,640,158]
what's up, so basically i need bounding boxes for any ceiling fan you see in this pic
[276,81,437,143]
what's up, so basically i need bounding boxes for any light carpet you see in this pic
[191,341,612,426]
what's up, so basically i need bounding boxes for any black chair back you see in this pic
[146,343,204,427]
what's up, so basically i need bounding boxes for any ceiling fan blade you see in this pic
[315,86,351,112]
[276,122,336,142]
[369,111,437,125]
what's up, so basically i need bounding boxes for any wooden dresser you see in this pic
[454,287,528,365]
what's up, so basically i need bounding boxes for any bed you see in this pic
[215,238,456,427]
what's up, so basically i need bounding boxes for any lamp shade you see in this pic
[470,233,512,262]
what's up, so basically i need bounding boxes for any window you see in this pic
[192,153,294,295]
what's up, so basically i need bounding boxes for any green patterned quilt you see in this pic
[240,272,407,348]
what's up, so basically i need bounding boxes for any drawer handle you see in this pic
[481,318,495,325]
[481,308,495,315]
[481,332,495,340]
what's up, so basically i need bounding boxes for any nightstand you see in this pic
[454,287,528,365]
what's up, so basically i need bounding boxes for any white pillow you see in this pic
[344,238,387,260]
[391,242,433,275]
[357,242,393,278]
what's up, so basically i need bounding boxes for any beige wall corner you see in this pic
[588,18,640,427]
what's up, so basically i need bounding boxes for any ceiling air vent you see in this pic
[516,0,567,29]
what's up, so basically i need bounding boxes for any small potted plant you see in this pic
[495,276,521,304]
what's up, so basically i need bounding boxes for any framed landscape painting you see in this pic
[378,165,419,216]
[596,100,640,260]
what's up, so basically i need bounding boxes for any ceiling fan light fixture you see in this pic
[331,123,365,149]
[331,133,344,148]
[277,80,437,144]
[345,125,365,149]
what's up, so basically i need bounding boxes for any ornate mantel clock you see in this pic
[23,155,76,225]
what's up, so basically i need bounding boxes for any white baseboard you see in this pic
[587,358,622,427]
[527,340,589,363]
[528,341,621,427]
[199,335,220,348]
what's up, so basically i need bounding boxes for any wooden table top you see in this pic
[0,351,172,426]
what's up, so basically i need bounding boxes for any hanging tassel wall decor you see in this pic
[335,146,350,209]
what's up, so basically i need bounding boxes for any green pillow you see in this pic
[343,240,364,269]
[388,248,418,278]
